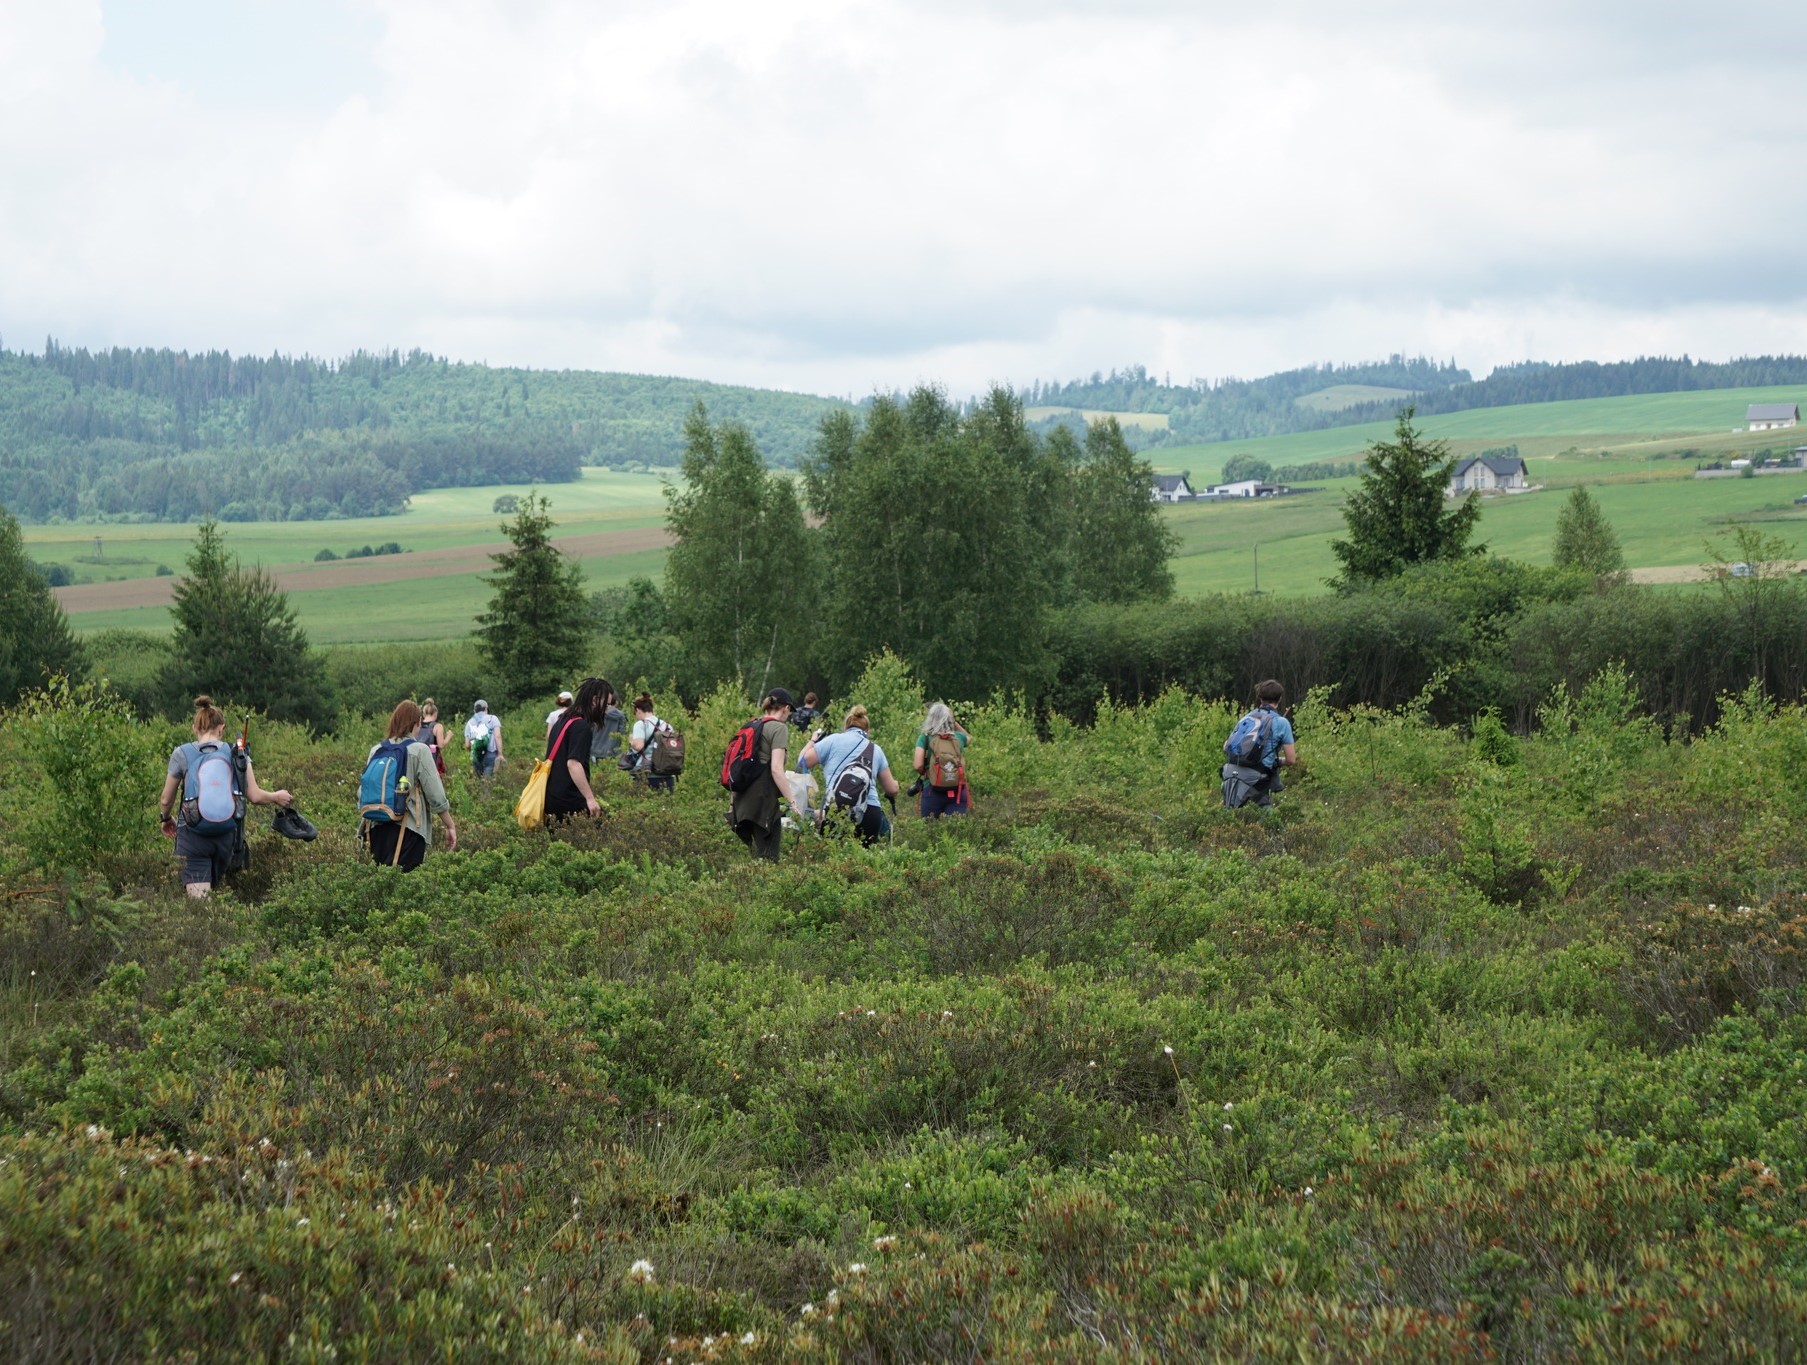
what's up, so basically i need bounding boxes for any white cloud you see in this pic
[2,0,1804,395]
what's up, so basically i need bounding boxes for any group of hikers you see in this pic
[157,677,1297,891]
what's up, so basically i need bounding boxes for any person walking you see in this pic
[591,680,628,768]
[730,687,794,861]
[157,695,293,898]
[545,689,574,739]
[798,704,901,847]
[1221,679,1298,810]
[626,692,679,794]
[417,698,450,776]
[544,678,608,822]
[911,702,971,818]
[790,691,822,738]
[465,699,504,778]
[363,700,457,869]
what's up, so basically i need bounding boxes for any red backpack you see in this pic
[719,718,766,792]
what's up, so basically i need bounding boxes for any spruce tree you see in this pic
[158,521,336,726]
[1331,408,1483,586]
[0,507,85,706]
[1551,484,1625,576]
[475,492,591,702]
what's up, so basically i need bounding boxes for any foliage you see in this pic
[157,521,336,727]
[8,670,1807,1357]
[0,507,84,708]
[663,407,814,698]
[1551,483,1625,576]
[591,577,678,687]
[1066,419,1177,605]
[474,492,592,704]
[803,387,1060,700]
[1332,408,1484,586]
[0,678,166,879]
[1220,454,1273,484]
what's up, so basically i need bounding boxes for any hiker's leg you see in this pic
[741,819,782,862]
[178,830,222,898]
[855,805,885,847]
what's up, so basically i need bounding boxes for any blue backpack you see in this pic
[359,739,415,826]
[1223,708,1277,771]
[179,741,244,835]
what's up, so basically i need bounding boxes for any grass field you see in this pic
[1290,383,1416,412]
[1024,405,1171,431]
[24,386,1807,637]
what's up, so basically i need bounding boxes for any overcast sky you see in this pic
[3,0,1805,398]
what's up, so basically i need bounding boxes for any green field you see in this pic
[25,385,1807,638]
[1291,383,1417,412]
[1025,405,1171,431]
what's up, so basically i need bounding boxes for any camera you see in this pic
[906,778,923,797]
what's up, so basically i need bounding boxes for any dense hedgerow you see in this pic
[5,661,1807,1359]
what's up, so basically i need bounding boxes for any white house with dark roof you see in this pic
[1151,473,1194,503]
[1448,455,1529,495]
[1748,403,1800,431]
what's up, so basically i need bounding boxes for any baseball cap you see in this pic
[764,687,796,710]
[557,689,574,703]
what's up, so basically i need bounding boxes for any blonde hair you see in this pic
[192,695,225,735]
[420,698,440,720]
[387,699,423,741]
[842,705,869,731]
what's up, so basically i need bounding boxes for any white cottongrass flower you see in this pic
[848,1262,868,1275]
[1163,1046,1173,1056]
[800,1303,816,1317]
[229,1271,243,1285]
[1304,1186,1315,1197]
[873,1235,897,1251]
[741,1332,757,1345]
[296,1217,310,1227]
[1222,1123,1233,1132]
[628,1258,656,1284]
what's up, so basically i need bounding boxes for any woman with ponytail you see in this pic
[157,695,294,898]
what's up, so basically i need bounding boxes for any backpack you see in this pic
[829,739,877,811]
[925,732,965,793]
[471,720,491,759]
[1223,708,1277,772]
[720,718,766,793]
[179,741,244,836]
[359,739,416,827]
[416,722,446,776]
[647,720,686,777]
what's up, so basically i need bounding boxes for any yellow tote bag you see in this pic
[516,717,578,831]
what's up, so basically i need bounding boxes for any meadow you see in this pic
[4,659,1807,1359]
[25,384,1807,639]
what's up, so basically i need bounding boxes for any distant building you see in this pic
[1449,456,1529,495]
[1747,403,1800,431]
[1205,479,1284,499]
[1151,474,1194,503]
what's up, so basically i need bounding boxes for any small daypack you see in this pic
[416,722,446,775]
[180,741,244,836]
[359,739,415,827]
[720,718,766,792]
[925,732,965,793]
[1223,709,1277,772]
[830,740,877,811]
[472,723,491,761]
[648,720,686,777]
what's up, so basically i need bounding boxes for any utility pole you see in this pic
[1253,542,1260,595]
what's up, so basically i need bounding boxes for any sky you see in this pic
[2,0,1805,399]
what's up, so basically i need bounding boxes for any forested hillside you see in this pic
[0,343,848,522]
[1021,354,1807,447]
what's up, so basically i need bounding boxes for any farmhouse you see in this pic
[1748,403,1800,432]
[1150,473,1194,503]
[1449,455,1529,495]
[1205,479,1283,499]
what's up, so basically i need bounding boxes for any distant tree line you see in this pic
[0,342,848,522]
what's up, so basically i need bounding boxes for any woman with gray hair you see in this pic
[911,702,970,817]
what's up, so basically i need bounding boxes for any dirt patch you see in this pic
[54,526,673,614]
[1627,559,1807,585]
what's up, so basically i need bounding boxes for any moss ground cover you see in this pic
[4,666,1807,1358]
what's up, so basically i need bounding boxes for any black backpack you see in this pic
[829,740,877,811]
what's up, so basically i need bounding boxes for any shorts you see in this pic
[920,785,969,818]
[367,823,427,870]
[175,824,239,886]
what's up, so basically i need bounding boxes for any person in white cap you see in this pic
[546,689,575,738]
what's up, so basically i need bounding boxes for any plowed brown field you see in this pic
[53,526,672,614]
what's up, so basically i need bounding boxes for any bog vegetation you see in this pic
[4,653,1807,1359]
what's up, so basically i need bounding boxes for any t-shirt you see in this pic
[730,718,789,830]
[803,729,890,810]
[1258,708,1296,772]
[544,716,594,815]
[546,707,568,732]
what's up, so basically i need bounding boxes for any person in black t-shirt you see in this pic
[544,677,608,820]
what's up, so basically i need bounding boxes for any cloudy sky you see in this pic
[3,0,1805,398]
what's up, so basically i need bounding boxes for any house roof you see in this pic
[1152,474,1191,492]
[1747,403,1800,421]
[1452,456,1527,478]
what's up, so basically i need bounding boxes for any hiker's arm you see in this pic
[769,746,788,794]
[419,758,457,851]
[629,730,647,753]
[567,759,600,816]
[880,766,901,798]
[158,774,180,823]
[912,745,927,775]
[243,759,293,808]
[1280,742,1298,767]
[798,740,820,772]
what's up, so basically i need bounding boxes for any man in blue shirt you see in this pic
[797,705,902,846]
[1224,678,1298,810]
